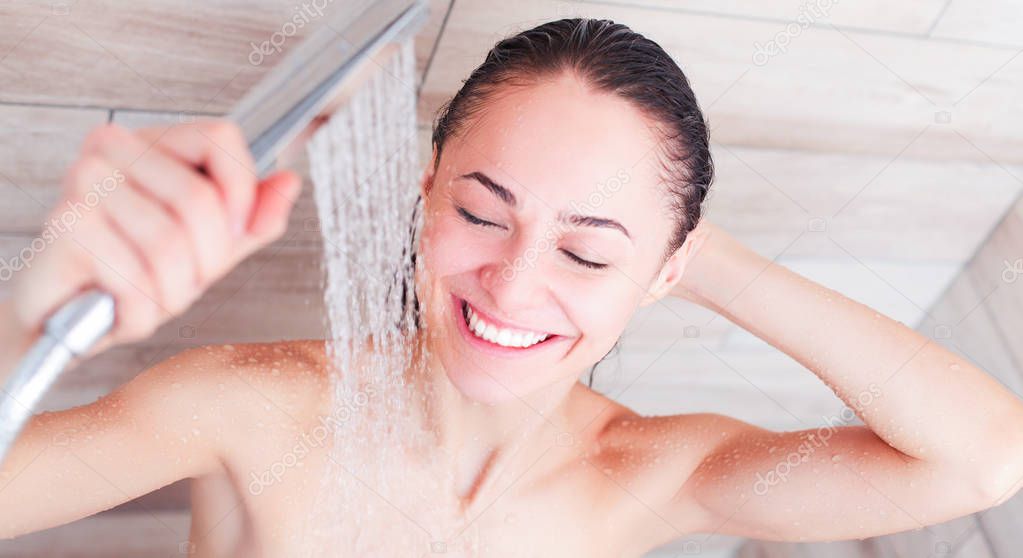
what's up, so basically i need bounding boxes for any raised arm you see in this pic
[0,344,224,539]
[654,221,1023,542]
[0,119,299,537]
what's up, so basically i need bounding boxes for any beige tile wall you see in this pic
[3,1,1022,556]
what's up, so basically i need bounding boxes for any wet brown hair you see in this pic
[430,17,714,260]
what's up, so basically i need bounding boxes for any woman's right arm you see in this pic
[0,299,33,387]
[0,343,226,539]
[0,119,301,537]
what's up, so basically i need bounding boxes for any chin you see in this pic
[442,363,523,405]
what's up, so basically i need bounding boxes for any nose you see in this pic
[479,239,550,318]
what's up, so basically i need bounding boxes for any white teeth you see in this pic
[496,329,511,346]
[463,302,550,348]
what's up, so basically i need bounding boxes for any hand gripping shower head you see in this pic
[0,0,428,466]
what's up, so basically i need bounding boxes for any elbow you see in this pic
[975,444,1023,510]
[980,466,1023,510]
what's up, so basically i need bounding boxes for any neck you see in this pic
[404,331,580,499]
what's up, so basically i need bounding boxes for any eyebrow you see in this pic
[558,212,632,240]
[459,171,516,205]
[457,171,632,241]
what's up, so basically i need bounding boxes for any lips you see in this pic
[451,294,559,353]
[461,299,551,348]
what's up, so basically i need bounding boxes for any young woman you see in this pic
[2,18,1022,557]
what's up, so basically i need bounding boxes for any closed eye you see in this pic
[458,205,607,269]
[560,249,608,270]
[456,206,504,229]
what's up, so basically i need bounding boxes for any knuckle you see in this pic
[180,180,219,213]
[203,119,245,148]
[151,230,187,269]
[116,260,149,295]
[102,278,156,340]
[65,155,108,195]
[82,123,126,153]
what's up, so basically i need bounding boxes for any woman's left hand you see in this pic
[669,217,719,304]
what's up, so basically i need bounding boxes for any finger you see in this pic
[236,170,301,257]
[79,127,234,282]
[100,179,200,315]
[133,121,257,235]
[63,214,167,344]
[60,152,127,202]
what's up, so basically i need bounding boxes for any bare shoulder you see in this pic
[0,339,333,538]
[574,393,757,546]
[110,339,334,454]
[568,384,755,464]
[596,410,765,498]
[570,385,711,452]
[146,338,333,421]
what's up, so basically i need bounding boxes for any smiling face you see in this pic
[415,72,689,404]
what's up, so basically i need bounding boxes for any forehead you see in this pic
[444,73,666,214]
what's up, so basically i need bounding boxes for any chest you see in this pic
[200,446,643,557]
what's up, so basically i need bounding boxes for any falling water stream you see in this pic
[299,40,479,556]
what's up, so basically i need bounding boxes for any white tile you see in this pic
[931,0,1023,47]
[421,0,1023,165]
[0,0,445,112]
[595,0,949,35]
[717,256,961,351]
[0,104,109,232]
[705,146,1023,263]
[0,510,191,557]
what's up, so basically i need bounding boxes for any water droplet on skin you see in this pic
[171,382,183,389]
[831,454,842,462]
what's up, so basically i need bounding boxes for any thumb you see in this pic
[239,170,301,252]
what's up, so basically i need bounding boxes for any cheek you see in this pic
[420,215,494,276]
[566,282,642,351]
